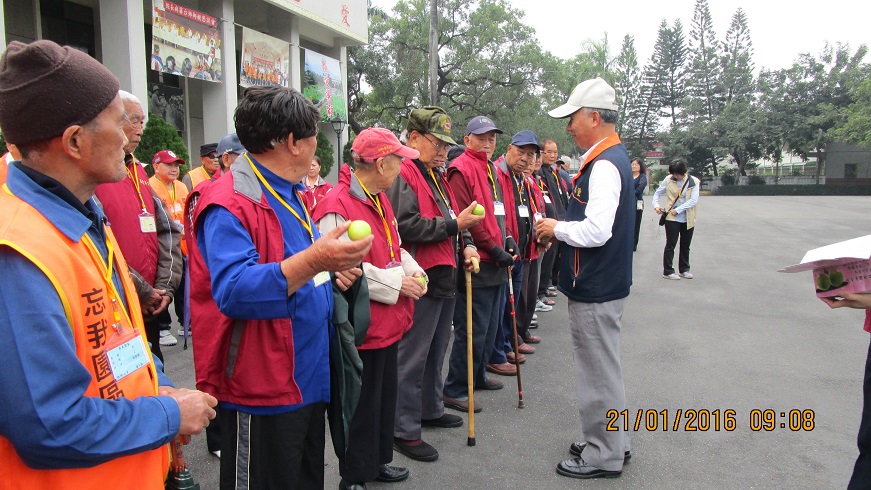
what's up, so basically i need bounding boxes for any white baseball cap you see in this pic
[547,77,619,119]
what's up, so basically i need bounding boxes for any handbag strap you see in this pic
[666,176,691,212]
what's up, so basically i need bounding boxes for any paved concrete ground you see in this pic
[162,195,871,489]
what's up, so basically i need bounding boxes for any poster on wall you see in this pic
[148,83,185,131]
[150,0,223,83]
[240,27,290,88]
[303,49,346,123]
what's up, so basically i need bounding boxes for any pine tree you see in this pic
[613,35,641,142]
[685,0,723,123]
[721,8,755,106]
[647,19,688,130]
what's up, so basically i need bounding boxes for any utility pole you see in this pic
[428,0,439,105]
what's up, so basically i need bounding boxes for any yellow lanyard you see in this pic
[526,179,539,215]
[551,169,565,195]
[127,162,148,212]
[355,173,396,263]
[485,163,499,200]
[81,233,132,326]
[428,168,450,208]
[513,175,526,206]
[168,181,176,204]
[245,154,315,243]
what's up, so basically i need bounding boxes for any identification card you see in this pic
[543,195,552,204]
[174,219,184,234]
[105,334,149,381]
[139,212,156,233]
[493,201,505,216]
[534,212,543,222]
[173,202,183,214]
[517,205,530,218]
[449,209,457,219]
[313,270,330,287]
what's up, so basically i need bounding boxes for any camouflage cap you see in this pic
[406,106,457,145]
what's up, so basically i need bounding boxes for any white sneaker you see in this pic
[177,328,190,337]
[532,314,538,321]
[535,300,553,312]
[663,273,681,280]
[680,272,693,279]
[159,330,178,346]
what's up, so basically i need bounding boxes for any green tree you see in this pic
[647,19,688,129]
[721,8,755,106]
[613,34,642,149]
[832,77,871,149]
[316,132,335,176]
[135,116,189,178]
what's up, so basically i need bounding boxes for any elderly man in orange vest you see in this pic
[183,143,220,191]
[0,39,217,489]
[149,150,191,345]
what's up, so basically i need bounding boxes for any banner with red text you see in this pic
[151,0,223,83]
[302,49,346,123]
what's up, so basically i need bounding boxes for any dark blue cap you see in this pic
[465,116,503,136]
[510,130,540,150]
[216,133,246,155]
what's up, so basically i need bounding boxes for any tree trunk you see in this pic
[428,0,439,105]
[711,156,718,176]
[815,145,824,185]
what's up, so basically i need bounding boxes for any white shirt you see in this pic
[552,137,622,248]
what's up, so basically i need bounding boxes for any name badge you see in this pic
[543,195,552,204]
[534,212,543,221]
[449,209,457,219]
[139,212,156,233]
[173,202,182,214]
[313,270,330,287]
[493,201,505,216]
[106,335,150,381]
[517,205,530,218]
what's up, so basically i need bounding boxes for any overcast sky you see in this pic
[369,0,868,72]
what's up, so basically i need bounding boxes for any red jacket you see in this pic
[397,159,458,271]
[187,164,303,406]
[312,165,413,350]
[95,160,158,285]
[301,177,332,214]
[526,174,545,260]
[446,148,506,263]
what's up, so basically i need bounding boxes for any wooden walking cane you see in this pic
[466,256,480,446]
[507,266,525,409]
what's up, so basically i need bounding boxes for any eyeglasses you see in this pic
[423,134,450,153]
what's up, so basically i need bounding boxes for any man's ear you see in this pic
[62,125,86,160]
[286,133,302,156]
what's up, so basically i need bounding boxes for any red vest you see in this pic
[312,165,413,350]
[446,149,505,264]
[187,168,303,406]
[301,179,332,214]
[0,188,168,489]
[95,160,158,286]
[494,158,519,243]
[397,159,458,271]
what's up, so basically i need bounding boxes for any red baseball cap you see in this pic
[351,127,420,162]
[152,149,185,166]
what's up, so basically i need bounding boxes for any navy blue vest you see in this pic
[558,144,634,303]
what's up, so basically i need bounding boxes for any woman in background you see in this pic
[631,157,647,252]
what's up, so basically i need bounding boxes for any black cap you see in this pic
[200,143,218,156]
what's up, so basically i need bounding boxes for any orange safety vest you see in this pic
[188,166,214,190]
[149,176,189,255]
[0,187,169,490]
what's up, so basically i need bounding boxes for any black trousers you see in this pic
[341,343,399,483]
[634,209,643,251]
[849,338,871,489]
[144,316,163,364]
[538,243,558,299]
[219,402,327,490]
[663,220,694,275]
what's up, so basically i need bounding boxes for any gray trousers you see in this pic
[394,294,455,440]
[568,298,630,472]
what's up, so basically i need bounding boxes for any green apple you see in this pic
[472,204,485,216]
[418,276,427,288]
[816,273,831,291]
[829,269,845,288]
[347,220,372,241]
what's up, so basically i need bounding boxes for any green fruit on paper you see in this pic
[816,273,831,291]
[829,270,844,288]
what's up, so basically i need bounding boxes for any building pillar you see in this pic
[98,0,147,110]
[288,16,301,92]
[200,0,236,143]
[1,0,7,49]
